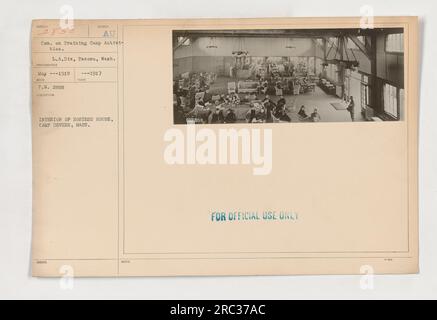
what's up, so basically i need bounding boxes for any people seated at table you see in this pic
[173,71,219,109]
[265,106,274,123]
[276,96,286,109]
[218,107,225,123]
[224,108,237,123]
[229,92,240,105]
[174,70,328,125]
[174,106,186,124]
[218,94,226,104]
[298,105,309,119]
[275,81,283,96]
[203,89,212,103]
[209,106,225,124]
[246,105,257,123]
[310,108,321,122]
[187,100,205,116]
[275,108,291,122]
[201,103,213,123]
[260,80,269,94]
[262,95,276,107]
[255,108,267,123]
[185,101,210,123]
[212,100,222,111]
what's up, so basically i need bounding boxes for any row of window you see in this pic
[349,73,403,120]
[383,83,404,119]
[386,33,404,53]
[316,35,404,119]
[177,36,191,46]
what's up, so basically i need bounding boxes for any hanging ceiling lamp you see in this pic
[232,37,248,56]
[206,37,218,49]
[326,36,359,70]
[285,38,296,49]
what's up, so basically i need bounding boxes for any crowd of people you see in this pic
[174,87,298,124]
[173,69,323,124]
[184,97,239,124]
[245,95,291,123]
[297,106,321,122]
[251,60,318,96]
[173,72,217,110]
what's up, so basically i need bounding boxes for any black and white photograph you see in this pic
[173,28,405,124]
[2,0,437,303]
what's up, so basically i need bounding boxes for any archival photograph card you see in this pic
[31,17,419,277]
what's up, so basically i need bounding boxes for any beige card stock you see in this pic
[31,17,419,277]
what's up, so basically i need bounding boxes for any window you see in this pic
[334,65,339,82]
[361,84,370,109]
[383,83,398,118]
[385,33,404,53]
[361,75,370,108]
[399,88,405,120]
[177,36,191,46]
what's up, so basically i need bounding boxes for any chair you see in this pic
[228,82,236,94]
[195,92,205,102]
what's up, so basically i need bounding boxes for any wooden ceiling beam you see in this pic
[348,35,372,59]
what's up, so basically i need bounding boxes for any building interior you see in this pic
[173,28,405,124]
